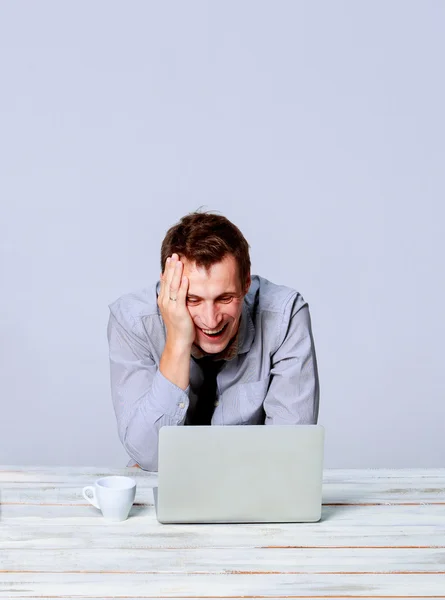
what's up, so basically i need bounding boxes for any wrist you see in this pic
[160,338,192,391]
[164,336,193,357]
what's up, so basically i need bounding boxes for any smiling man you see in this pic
[107,211,319,470]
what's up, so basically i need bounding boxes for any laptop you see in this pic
[154,424,325,524]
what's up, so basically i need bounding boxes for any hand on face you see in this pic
[157,254,195,348]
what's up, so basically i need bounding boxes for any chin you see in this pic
[195,335,230,354]
[201,342,228,354]
[195,336,226,350]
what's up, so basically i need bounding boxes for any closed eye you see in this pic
[186,296,235,304]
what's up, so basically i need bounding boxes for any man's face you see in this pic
[181,254,250,354]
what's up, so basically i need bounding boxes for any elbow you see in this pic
[122,432,159,472]
[132,457,158,472]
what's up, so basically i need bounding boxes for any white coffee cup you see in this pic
[82,476,136,521]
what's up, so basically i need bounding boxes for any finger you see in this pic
[165,254,178,292]
[160,256,175,301]
[159,262,168,301]
[161,255,170,276]
[169,259,183,297]
[176,274,189,304]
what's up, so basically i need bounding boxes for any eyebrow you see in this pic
[186,292,239,300]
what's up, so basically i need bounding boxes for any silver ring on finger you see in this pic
[169,296,177,301]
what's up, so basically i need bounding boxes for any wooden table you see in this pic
[1,467,445,598]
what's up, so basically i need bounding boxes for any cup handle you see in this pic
[82,486,100,509]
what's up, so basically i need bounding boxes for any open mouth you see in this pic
[199,323,229,339]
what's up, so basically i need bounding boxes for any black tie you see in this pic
[192,357,224,425]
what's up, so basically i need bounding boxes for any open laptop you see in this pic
[154,424,325,524]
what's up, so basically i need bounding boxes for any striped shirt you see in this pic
[107,275,320,471]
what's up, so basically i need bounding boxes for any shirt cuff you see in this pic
[147,369,190,420]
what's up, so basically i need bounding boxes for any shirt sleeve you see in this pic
[263,297,320,425]
[107,311,190,471]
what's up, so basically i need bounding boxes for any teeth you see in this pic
[202,325,225,335]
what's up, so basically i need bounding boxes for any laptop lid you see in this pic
[156,424,325,524]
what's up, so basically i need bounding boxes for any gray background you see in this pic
[1,1,443,469]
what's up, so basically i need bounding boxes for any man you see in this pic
[108,211,319,471]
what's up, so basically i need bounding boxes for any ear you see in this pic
[244,273,251,295]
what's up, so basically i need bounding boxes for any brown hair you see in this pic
[161,210,251,287]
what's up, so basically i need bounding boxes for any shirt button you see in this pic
[178,402,185,409]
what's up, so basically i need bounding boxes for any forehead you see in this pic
[181,255,241,295]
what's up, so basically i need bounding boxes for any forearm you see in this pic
[108,311,192,470]
[116,370,190,471]
[159,339,191,390]
[123,405,183,472]
[264,374,319,425]
[263,303,320,425]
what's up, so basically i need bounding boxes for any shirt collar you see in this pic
[237,300,255,354]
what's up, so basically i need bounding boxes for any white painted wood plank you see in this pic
[0,466,155,484]
[1,465,444,476]
[2,520,445,550]
[2,485,445,505]
[2,482,444,506]
[323,468,445,481]
[2,501,445,523]
[1,572,445,597]
[0,481,445,509]
[0,484,155,505]
[1,466,445,485]
[1,468,444,508]
[2,547,445,573]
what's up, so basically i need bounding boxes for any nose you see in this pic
[201,302,222,329]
